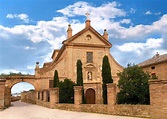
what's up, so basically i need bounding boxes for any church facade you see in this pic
[35,19,123,104]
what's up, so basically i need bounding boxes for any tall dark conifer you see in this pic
[76,59,86,103]
[102,55,113,104]
[53,70,59,87]
[76,60,83,86]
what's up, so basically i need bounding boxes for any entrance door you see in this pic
[85,88,95,104]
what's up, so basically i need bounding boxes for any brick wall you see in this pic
[149,79,167,119]
[21,90,36,104]
[21,85,150,118]
[0,80,5,109]
[113,105,150,118]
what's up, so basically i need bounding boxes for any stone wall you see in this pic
[21,85,150,118]
[11,96,21,102]
[0,80,6,109]
[149,79,167,119]
[4,87,11,107]
[34,100,150,118]
[113,105,150,118]
[21,90,36,104]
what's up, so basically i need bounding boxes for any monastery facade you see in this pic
[34,19,123,104]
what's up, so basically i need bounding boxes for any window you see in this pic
[38,91,40,100]
[46,91,50,102]
[41,91,44,100]
[151,66,155,69]
[87,52,93,63]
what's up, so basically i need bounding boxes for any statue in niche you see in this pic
[87,71,92,80]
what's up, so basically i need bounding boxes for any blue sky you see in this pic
[0,0,167,92]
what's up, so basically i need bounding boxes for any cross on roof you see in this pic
[85,12,90,20]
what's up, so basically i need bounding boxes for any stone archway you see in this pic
[85,88,95,104]
[3,75,37,107]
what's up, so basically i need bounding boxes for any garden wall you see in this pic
[21,90,36,104]
[21,88,150,118]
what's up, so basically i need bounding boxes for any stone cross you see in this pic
[85,12,90,20]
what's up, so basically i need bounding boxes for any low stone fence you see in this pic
[81,104,108,114]
[21,90,36,104]
[11,96,21,102]
[113,105,150,118]
[21,85,151,118]
[36,100,50,108]
[34,100,150,118]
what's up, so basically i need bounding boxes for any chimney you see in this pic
[103,29,108,40]
[67,24,72,39]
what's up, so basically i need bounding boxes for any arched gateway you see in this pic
[3,75,37,107]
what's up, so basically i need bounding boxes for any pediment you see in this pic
[84,63,96,70]
[63,27,112,47]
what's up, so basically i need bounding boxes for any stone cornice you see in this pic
[149,79,167,84]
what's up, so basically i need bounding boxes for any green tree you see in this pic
[117,64,150,104]
[59,79,76,103]
[102,55,113,104]
[76,60,83,86]
[53,70,59,87]
[76,59,86,104]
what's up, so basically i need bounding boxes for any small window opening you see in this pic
[151,66,155,69]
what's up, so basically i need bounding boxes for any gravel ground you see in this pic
[0,101,146,119]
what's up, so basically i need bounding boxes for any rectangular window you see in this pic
[151,66,155,69]
[42,91,44,100]
[87,52,93,63]
[38,92,40,100]
[46,91,50,102]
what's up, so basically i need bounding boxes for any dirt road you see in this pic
[0,101,145,119]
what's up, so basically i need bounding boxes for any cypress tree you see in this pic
[102,55,113,104]
[76,59,86,103]
[76,59,83,86]
[53,70,59,87]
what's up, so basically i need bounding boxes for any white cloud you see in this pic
[120,19,131,24]
[113,14,167,40]
[1,1,167,70]
[24,46,36,50]
[116,38,163,54]
[155,12,161,15]
[145,11,152,15]
[130,8,136,14]
[57,1,126,19]
[27,66,35,70]
[6,13,29,23]
[39,52,53,63]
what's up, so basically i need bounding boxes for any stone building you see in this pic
[35,19,123,104]
[138,53,167,80]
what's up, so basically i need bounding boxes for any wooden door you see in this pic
[85,88,95,104]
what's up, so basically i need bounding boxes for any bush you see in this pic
[117,64,150,104]
[59,79,76,103]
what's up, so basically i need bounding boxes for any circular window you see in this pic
[86,34,91,40]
